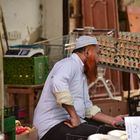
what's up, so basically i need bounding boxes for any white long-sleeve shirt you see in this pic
[33,53,101,139]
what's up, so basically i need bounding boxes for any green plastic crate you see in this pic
[0,116,15,140]
[4,116,15,140]
[4,116,15,132]
[4,56,48,85]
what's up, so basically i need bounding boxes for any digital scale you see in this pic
[4,45,44,57]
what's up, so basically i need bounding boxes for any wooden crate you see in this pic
[127,6,140,32]
[93,99,128,116]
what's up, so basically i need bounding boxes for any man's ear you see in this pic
[84,48,89,57]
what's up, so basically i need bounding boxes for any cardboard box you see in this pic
[16,128,38,140]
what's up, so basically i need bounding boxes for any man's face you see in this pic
[84,45,99,83]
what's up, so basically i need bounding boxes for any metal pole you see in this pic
[0,35,4,136]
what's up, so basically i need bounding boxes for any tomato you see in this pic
[16,126,28,134]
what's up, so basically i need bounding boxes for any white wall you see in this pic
[0,0,41,46]
[0,0,63,46]
[41,0,63,40]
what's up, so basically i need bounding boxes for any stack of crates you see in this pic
[3,55,48,85]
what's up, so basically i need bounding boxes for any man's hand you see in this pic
[64,115,81,128]
[111,115,127,128]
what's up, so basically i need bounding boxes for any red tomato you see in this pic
[16,126,28,134]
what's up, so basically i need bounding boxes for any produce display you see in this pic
[15,120,32,135]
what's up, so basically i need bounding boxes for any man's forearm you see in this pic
[62,104,80,128]
[92,112,114,125]
[92,112,125,128]
[62,104,78,118]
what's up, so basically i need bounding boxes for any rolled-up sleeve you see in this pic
[54,91,73,106]
[85,105,101,118]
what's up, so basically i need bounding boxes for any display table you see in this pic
[6,84,44,123]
